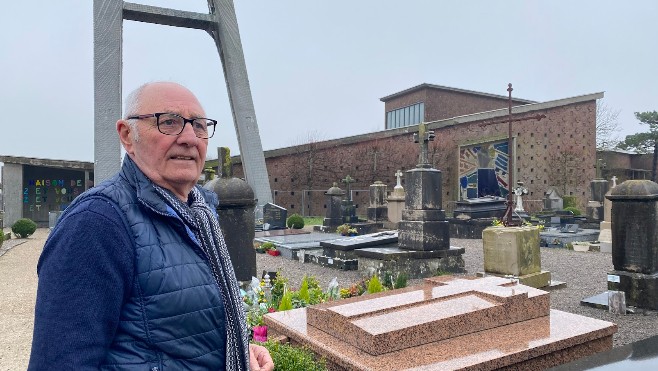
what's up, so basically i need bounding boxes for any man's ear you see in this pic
[117,119,136,155]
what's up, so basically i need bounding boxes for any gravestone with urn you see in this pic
[322,183,345,231]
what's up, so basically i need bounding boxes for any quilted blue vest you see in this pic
[83,157,227,370]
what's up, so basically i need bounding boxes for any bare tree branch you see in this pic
[596,100,621,150]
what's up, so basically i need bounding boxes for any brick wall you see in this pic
[228,99,598,216]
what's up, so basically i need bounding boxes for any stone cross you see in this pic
[513,181,528,212]
[342,175,356,201]
[611,176,618,188]
[395,170,403,188]
[596,159,606,179]
[413,122,435,168]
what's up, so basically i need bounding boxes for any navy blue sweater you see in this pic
[29,197,134,370]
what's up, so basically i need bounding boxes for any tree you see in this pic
[596,100,621,150]
[617,111,658,181]
[547,149,585,196]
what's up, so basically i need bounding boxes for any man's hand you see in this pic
[249,343,274,371]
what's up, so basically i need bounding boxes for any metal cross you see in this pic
[395,170,403,188]
[479,83,547,226]
[341,175,356,201]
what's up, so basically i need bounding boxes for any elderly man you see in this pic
[28,82,273,371]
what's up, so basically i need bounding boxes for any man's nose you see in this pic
[176,122,200,144]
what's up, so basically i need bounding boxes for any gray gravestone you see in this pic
[323,183,345,230]
[263,203,287,230]
[398,123,450,251]
[608,291,626,315]
[340,175,359,224]
[367,181,388,222]
[544,188,564,211]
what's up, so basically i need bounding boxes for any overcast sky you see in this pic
[1,0,656,164]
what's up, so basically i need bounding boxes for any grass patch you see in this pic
[303,216,323,226]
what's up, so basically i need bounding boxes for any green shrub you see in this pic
[562,196,577,209]
[367,275,384,294]
[286,214,304,229]
[261,340,326,371]
[298,277,310,303]
[278,291,293,311]
[12,218,37,238]
[394,273,408,289]
[563,206,581,216]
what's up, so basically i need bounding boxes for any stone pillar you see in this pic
[203,176,257,283]
[587,179,609,221]
[367,181,388,222]
[323,183,345,230]
[606,180,658,310]
[598,176,616,253]
[386,170,405,227]
[482,226,550,288]
[387,187,405,225]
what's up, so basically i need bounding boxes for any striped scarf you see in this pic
[154,184,250,370]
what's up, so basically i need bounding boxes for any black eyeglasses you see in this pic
[127,112,217,139]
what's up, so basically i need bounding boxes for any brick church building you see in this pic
[217,83,602,217]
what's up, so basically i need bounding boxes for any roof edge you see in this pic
[225,91,604,164]
[379,83,536,104]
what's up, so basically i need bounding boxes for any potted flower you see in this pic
[336,224,351,236]
[347,228,358,236]
[258,242,276,254]
[266,248,281,256]
[247,306,268,342]
[254,243,267,254]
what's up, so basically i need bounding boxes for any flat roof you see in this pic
[380,83,536,104]
[226,91,604,163]
[0,155,94,171]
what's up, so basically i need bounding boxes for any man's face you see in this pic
[117,83,209,201]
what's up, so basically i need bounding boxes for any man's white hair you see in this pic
[123,81,197,142]
[123,83,151,142]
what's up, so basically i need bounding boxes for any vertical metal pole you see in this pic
[506,83,514,226]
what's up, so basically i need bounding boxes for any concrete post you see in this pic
[93,0,123,184]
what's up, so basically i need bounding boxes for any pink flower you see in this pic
[252,325,268,342]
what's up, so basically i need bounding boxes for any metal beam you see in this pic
[94,0,123,184]
[123,2,214,30]
[207,0,273,205]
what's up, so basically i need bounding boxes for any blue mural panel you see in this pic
[458,139,510,200]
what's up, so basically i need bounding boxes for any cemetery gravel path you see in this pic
[0,229,47,371]
[3,229,658,370]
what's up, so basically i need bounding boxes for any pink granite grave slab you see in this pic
[264,276,617,370]
[306,276,549,355]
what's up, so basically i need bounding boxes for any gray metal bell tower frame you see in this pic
[93,0,272,205]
